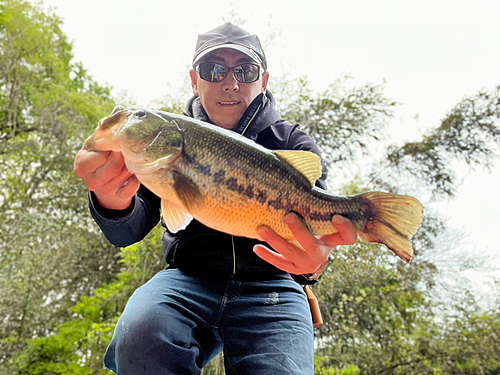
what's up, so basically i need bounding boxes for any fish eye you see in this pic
[134,109,147,118]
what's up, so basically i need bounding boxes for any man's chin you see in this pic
[212,111,243,130]
[215,121,239,130]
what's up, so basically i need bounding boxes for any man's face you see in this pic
[190,49,269,130]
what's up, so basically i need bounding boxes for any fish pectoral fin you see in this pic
[161,199,193,233]
[172,170,205,213]
[274,150,322,187]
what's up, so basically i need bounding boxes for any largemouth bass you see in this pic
[88,106,423,262]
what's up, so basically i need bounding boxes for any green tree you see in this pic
[302,84,500,373]
[0,0,118,371]
[8,226,165,375]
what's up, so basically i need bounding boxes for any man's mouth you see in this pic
[219,101,240,106]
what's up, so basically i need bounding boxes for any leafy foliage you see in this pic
[271,75,397,168]
[8,226,164,375]
[379,87,500,199]
[0,0,118,371]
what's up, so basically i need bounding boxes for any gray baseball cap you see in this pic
[192,22,267,70]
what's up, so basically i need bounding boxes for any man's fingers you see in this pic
[75,138,139,210]
[318,215,357,247]
[98,165,135,197]
[255,214,358,275]
[92,151,128,185]
[116,175,141,199]
[255,225,324,274]
[284,213,321,252]
[253,244,299,274]
[332,215,357,244]
[257,226,299,257]
[74,148,110,176]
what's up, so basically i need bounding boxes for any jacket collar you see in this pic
[183,91,281,139]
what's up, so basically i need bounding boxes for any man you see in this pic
[74,22,356,374]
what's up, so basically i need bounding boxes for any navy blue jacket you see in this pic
[89,92,327,284]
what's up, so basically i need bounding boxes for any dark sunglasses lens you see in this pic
[198,63,228,82]
[198,63,260,83]
[234,64,260,83]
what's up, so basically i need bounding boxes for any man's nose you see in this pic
[222,71,239,92]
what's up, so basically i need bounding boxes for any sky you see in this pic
[38,0,500,291]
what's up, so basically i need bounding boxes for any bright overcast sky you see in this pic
[39,0,500,287]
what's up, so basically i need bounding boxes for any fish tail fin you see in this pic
[356,192,423,262]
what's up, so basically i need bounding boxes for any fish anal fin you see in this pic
[161,199,192,233]
[172,170,204,213]
[274,150,322,186]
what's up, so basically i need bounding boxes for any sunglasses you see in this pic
[196,62,262,83]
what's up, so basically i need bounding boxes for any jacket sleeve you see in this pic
[89,185,161,247]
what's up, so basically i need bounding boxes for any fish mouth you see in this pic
[98,106,128,130]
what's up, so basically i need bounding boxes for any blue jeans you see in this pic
[104,268,314,374]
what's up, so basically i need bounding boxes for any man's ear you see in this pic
[261,72,269,93]
[190,69,199,96]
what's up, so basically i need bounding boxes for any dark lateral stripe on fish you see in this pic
[213,170,225,182]
[184,156,377,226]
[184,154,213,176]
[267,196,286,210]
[213,172,268,204]
[244,185,255,199]
[214,171,340,223]
[340,212,367,225]
[226,177,245,194]
[256,190,267,204]
[308,211,335,222]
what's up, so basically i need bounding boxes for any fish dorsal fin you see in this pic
[172,170,205,213]
[161,199,193,233]
[274,150,322,186]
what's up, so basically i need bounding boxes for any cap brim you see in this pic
[192,44,263,67]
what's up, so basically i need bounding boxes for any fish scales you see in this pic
[177,117,351,240]
[88,107,424,262]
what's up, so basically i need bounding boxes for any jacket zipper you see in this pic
[230,108,258,277]
[231,235,236,275]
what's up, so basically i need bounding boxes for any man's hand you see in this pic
[74,136,140,210]
[254,214,357,275]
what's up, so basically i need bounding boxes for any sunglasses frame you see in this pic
[196,62,263,83]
